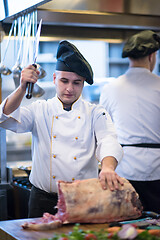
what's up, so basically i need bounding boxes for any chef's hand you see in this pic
[21,65,39,91]
[99,156,124,191]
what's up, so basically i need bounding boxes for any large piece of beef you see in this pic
[57,178,142,223]
[22,178,143,230]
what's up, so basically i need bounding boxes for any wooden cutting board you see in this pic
[0,218,110,240]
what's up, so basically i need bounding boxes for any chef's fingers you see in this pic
[111,174,121,190]
[106,174,115,191]
[99,171,115,190]
[116,175,124,186]
[24,64,40,76]
[99,171,123,191]
[25,64,40,73]
[99,175,107,190]
[106,172,121,191]
[21,66,39,87]
[108,173,124,191]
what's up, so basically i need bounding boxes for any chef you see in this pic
[0,40,123,218]
[100,30,160,213]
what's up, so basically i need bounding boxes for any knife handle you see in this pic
[26,64,37,99]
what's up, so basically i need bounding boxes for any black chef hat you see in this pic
[56,40,93,85]
[122,30,160,58]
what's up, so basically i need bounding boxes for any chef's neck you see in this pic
[128,53,156,72]
[129,57,150,68]
[63,104,72,111]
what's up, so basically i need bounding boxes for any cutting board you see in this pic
[0,218,110,240]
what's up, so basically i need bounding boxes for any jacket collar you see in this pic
[54,95,82,112]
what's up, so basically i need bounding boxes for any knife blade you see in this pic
[142,211,160,219]
[109,219,151,229]
[26,19,42,99]
[109,211,160,229]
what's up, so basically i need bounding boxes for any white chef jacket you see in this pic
[100,67,160,181]
[0,95,123,193]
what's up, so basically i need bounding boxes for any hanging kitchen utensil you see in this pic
[26,18,43,99]
[0,20,14,75]
[32,83,45,98]
[36,63,46,79]
[0,23,5,43]
[21,13,32,69]
[12,15,26,88]
[33,12,46,80]
[21,12,45,98]
[13,19,17,61]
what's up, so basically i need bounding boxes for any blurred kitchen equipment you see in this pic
[13,19,17,62]
[12,65,21,88]
[32,82,45,97]
[37,63,47,79]
[11,13,45,97]
[26,18,43,99]
[32,13,46,80]
[18,165,31,177]
[21,13,32,69]
[12,15,26,88]
[21,13,45,97]
[0,23,5,43]
[0,20,14,75]
[24,12,46,80]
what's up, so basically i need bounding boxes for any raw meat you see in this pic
[57,178,142,223]
[22,178,143,230]
[22,213,62,230]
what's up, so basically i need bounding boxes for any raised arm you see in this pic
[3,65,39,115]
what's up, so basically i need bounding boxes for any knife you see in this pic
[26,19,42,99]
[142,211,160,219]
[109,219,151,229]
[109,211,160,229]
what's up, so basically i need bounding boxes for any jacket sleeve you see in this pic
[0,97,35,133]
[99,84,113,118]
[94,105,123,163]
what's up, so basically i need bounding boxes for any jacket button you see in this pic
[55,116,58,119]
[53,175,56,179]
[53,154,56,158]
[72,178,75,181]
[53,135,56,138]
[78,116,81,119]
[74,157,77,160]
[75,137,78,140]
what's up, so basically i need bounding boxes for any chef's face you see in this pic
[53,71,85,107]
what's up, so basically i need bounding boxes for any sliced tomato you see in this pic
[85,233,97,240]
[107,233,114,239]
[59,237,69,240]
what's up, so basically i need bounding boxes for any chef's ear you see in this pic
[53,72,56,84]
[148,53,152,62]
[148,52,155,62]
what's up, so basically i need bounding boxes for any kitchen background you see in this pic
[1,0,160,221]
[2,38,160,164]
[2,39,125,163]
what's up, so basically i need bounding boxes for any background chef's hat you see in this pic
[122,30,160,59]
[56,40,93,85]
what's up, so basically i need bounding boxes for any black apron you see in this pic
[120,142,160,212]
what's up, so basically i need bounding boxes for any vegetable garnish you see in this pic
[40,223,160,240]
[117,224,138,239]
